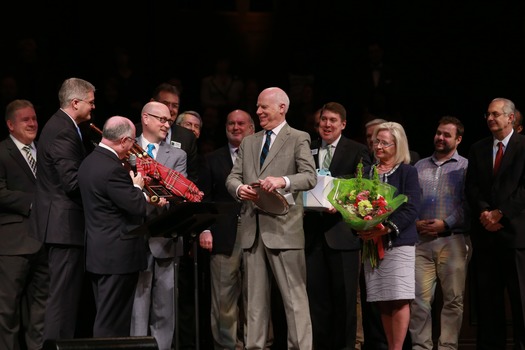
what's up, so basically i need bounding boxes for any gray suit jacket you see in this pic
[137,135,187,258]
[226,123,317,249]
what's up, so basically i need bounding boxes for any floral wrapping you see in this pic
[327,162,407,268]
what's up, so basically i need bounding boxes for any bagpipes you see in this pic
[89,123,203,203]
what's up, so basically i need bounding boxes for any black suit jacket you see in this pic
[32,109,86,245]
[135,123,199,183]
[0,136,42,255]
[199,145,240,255]
[304,136,372,250]
[466,132,525,248]
[78,146,147,274]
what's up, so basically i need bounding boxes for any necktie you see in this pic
[23,145,37,177]
[260,130,272,168]
[233,148,238,163]
[323,144,332,169]
[147,143,155,159]
[494,141,503,174]
[76,125,82,141]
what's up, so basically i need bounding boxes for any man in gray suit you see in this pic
[0,99,48,350]
[130,101,187,350]
[226,87,317,349]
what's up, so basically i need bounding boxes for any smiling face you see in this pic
[434,123,461,156]
[226,110,254,147]
[373,129,396,163]
[256,88,286,131]
[142,102,172,143]
[319,110,346,144]
[7,106,38,144]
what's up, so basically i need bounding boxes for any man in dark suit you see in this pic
[303,102,371,349]
[199,109,254,348]
[226,87,317,349]
[31,77,95,340]
[465,97,525,349]
[0,99,48,350]
[130,101,187,350]
[78,116,162,336]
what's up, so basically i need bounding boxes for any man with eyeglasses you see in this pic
[130,101,187,350]
[466,97,525,349]
[148,83,199,183]
[31,77,95,341]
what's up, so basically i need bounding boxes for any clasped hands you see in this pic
[480,209,503,232]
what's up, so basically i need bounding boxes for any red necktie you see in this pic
[494,141,503,174]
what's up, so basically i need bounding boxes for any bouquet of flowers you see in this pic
[327,162,407,268]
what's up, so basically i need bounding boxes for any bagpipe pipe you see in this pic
[89,123,203,203]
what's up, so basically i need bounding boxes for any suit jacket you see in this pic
[466,132,525,248]
[135,123,198,183]
[136,135,187,259]
[199,145,240,255]
[304,136,372,250]
[226,123,317,249]
[32,109,86,245]
[78,146,148,274]
[0,136,42,255]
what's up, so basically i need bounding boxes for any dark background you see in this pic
[1,0,524,158]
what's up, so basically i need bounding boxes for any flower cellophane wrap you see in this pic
[136,156,203,202]
[327,163,407,268]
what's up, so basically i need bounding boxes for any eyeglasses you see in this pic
[159,101,180,109]
[147,113,174,126]
[76,99,95,107]
[373,140,395,148]
[484,112,507,119]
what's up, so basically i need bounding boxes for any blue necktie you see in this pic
[147,143,155,159]
[260,130,272,168]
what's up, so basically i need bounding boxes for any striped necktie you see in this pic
[260,130,272,168]
[322,144,332,169]
[22,145,37,177]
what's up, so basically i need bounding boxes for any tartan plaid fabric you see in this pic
[136,156,203,202]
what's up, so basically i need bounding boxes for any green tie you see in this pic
[322,145,332,169]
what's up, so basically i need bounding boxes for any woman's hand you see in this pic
[356,224,389,241]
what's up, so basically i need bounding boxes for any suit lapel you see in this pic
[496,133,519,178]
[7,138,36,181]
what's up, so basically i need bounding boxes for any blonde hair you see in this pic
[373,121,411,165]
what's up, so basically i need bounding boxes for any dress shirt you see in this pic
[414,151,469,231]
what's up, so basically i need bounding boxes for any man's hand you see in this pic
[130,170,145,189]
[199,231,213,251]
[480,209,504,231]
[258,176,285,192]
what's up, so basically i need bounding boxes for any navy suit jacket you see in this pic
[0,136,42,255]
[199,145,240,255]
[32,109,86,245]
[304,136,371,250]
[466,132,525,248]
[78,146,148,274]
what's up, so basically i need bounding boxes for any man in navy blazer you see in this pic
[31,77,95,340]
[466,97,525,349]
[199,109,255,348]
[303,102,371,349]
[78,116,158,336]
[0,99,48,350]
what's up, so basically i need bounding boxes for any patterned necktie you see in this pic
[147,143,155,159]
[494,141,503,174]
[260,130,272,168]
[323,144,332,169]
[22,145,37,177]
